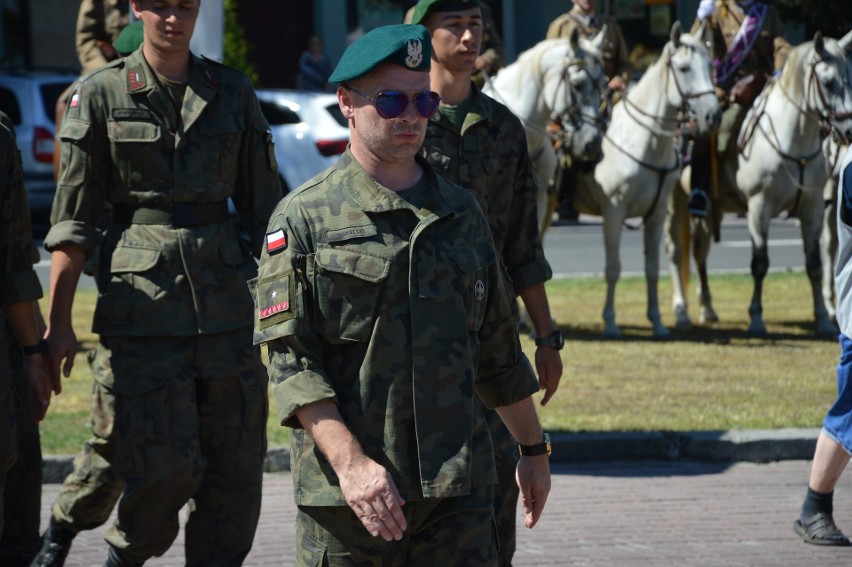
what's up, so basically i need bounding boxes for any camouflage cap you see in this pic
[410,0,481,25]
[328,24,432,84]
[113,20,144,56]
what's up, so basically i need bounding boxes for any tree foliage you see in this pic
[222,0,260,86]
[772,0,851,40]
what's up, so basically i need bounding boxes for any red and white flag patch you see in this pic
[69,93,80,108]
[266,229,287,254]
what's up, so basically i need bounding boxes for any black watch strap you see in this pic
[22,339,49,357]
[534,330,564,350]
[518,433,551,457]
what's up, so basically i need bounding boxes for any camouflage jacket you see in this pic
[546,7,632,83]
[251,150,539,505]
[45,49,282,336]
[76,0,130,74]
[0,118,42,309]
[422,85,552,295]
[692,1,790,83]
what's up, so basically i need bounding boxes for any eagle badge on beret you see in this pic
[406,39,423,68]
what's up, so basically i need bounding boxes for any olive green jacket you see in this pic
[252,150,539,505]
[422,85,552,296]
[46,49,282,336]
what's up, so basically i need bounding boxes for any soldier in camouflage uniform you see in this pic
[0,112,48,567]
[411,1,563,565]
[33,21,144,567]
[251,23,552,566]
[0,113,54,560]
[41,0,282,565]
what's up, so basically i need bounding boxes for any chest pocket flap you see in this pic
[315,246,390,282]
[200,112,243,135]
[108,119,160,143]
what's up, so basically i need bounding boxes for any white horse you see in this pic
[483,28,606,233]
[667,31,852,336]
[574,22,721,338]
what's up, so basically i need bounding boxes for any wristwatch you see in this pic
[22,339,49,357]
[518,433,551,457]
[534,330,564,350]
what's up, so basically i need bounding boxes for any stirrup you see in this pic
[687,188,709,217]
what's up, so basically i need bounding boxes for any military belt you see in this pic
[113,202,229,227]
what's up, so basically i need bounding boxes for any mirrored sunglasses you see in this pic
[347,86,441,119]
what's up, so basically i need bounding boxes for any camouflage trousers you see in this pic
[51,347,123,535]
[296,484,497,566]
[99,328,268,565]
[483,404,519,567]
[0,326,43,565]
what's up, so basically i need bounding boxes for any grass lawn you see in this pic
[38,271,838,454]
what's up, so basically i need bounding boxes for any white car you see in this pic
[0,70,76,232]
[254,89,350,193]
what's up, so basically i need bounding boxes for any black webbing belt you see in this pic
[112,202,229,227]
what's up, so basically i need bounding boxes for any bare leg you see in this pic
[809,432,850,493]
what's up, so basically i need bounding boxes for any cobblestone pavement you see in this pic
[43,459,852,566]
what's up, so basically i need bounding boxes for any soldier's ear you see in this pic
[338,86,356,120]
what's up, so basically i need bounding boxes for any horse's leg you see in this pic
[801,194,837,337]
[692,212,719,324]
[746,198,770,337]
[821,187,838,322]
[601,206,625,338]
[535,145,557,237]
[645,204,671,339]
[665,183,693,329]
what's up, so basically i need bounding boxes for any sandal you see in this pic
[793,513,851,546]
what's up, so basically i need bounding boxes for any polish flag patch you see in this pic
[69,93,79,108]
[266,229,287,254]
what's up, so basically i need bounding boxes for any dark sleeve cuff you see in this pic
[0,270,43,306]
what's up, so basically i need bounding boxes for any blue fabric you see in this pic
[842,161,852,225]
[823,333,852,454]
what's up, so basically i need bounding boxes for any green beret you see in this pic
[329,24,432,84]
[113,20,144,56]
[410,0,480,25]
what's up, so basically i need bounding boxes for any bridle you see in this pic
[619,45,716,139]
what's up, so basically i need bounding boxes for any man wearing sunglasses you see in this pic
[252,23,551,564]
[411,1,564,564]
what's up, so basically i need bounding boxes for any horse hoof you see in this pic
[602,328,622,339]
[674,319,692,330]
[700,308,719,324]
[816,321,838,338]
[653,327,672,340]
[748,323,768,337]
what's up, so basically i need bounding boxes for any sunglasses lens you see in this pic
[415,91,441,119]
[374,92,410,119]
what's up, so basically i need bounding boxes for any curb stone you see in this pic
[40,428,822,483]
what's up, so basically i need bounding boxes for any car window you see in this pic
[0,87,22,125]
[258,100,301,126]
[325,104,347,128]
[41,82,73,123]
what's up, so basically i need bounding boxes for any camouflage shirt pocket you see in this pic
[314,245,390,343]
[199,112,244,184]
[98,243,164,325]
[448,238,496,331]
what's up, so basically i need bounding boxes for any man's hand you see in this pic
[24,354,52,422]
[338,454,407,541]
[516,454,551,528]
[534,346,563,406]
[44,323,77,393]
[607,75,627,92]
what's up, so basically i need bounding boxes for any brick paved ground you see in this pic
[44,460,852,566]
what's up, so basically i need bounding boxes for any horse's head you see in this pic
[805,29,852,143]
[663,21,721,135]
[542,28,605,161]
